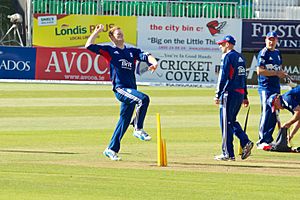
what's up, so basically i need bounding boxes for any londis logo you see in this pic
[55,24,87,36]
[89,23,115,33]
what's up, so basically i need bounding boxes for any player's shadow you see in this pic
[164,161,300,170]
[0,149,79,155]
[145,160,300,170]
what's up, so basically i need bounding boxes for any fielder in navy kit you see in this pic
[268,86,300,143]
[214,35,253,161]
[256,31,287,149]
[85,24,158,161]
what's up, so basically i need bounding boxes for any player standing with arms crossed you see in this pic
[214,35,253,161]
[85,24,158,161]
[256,31,287,149]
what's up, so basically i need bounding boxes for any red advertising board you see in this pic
[36,47,110,81]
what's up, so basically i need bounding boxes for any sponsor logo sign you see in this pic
[38,15,57,26]
[0,46,36,79]
[244,52,300,85]
[33,14,137,47]
[35,47,110,81]
[206,20,227,36]
[138,17,242,52]
[136,51,221,85]
[242,19,300,51]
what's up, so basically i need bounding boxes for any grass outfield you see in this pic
[1,83,300,199]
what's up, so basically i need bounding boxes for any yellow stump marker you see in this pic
[157,113,167,167]
[162,139,167,166]
[157,113,162,166]
[238,143,242,155]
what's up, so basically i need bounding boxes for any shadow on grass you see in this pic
[143,160,300,170]
[0,149,79,155]
[168,161,300,170]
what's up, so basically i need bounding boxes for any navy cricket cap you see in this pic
[266,31,278,38]
[216,35,236,45]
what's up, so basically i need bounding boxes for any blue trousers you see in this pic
[258,90,277,144]
[220,91,250,158]
[108,88,150,153]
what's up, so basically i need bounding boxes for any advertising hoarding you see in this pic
[136,50,221,85]
[0,46,36,79]
[33,14,137,47]
[35,47,110,81]
[242,19,300,51]
[138,17,242,52]
[244,52,300,85]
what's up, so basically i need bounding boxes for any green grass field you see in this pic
[1,83,300,200]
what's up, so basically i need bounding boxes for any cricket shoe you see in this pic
[214,154,235,161]
[103,148,121,161]
[133,129,151,141]
[241,141,254,160]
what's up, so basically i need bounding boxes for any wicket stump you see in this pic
[238,144,242,155]
[157,113,167,167]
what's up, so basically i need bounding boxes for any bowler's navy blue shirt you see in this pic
[281,86,300,114]
[87,44,149,90]
[216,49,248,99]
[257,47,282,93]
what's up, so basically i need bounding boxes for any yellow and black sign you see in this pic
[33,14,137,47]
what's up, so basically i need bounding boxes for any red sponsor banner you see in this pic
[36,47,110,81]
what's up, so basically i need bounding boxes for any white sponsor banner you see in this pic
[136,51,221,85]
[138,17,242,52]
[38,16,57,26]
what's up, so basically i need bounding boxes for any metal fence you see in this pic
[253,0,299,19]
[32,0,254,19]
[0,4,21,46]
[100,1,241,18]
[31,0,300,19]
